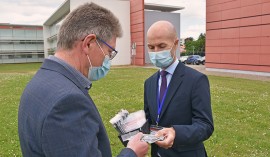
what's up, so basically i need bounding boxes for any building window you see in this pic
[8,55,14,59]
[38,54,44,58]
[26,54,32,58]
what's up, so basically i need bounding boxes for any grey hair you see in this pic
[57,2,123,50]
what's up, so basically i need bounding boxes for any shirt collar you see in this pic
[160,59,179,75]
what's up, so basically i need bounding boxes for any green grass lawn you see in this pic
[0,63,269,156]
[0,63,41,73]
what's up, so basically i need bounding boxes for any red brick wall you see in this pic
[130,0,145,66]
[206,0,270,72]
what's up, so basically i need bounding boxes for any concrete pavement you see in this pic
[143,64,270,82]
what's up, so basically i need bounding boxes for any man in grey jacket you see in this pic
[18,3,148,157]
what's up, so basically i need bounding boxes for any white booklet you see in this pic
[109,109,146,134]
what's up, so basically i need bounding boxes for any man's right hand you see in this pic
[127,132,149,157]
[155,127,175,149]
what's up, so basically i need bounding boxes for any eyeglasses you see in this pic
[81,35,118,60]
[96,37,118,60]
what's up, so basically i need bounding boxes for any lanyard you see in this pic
[156,74,169,126]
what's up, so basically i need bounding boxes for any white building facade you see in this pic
[43,0,131,65]
[0,23,44,63]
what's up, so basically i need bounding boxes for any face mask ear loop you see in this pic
[96,40,108,57]
[171,48,176,60]
[170,40,177,60]
[87,55,93,70]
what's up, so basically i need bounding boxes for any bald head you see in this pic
[147,21,177,42]
[146,21,178,54]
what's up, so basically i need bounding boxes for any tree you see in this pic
[184,40,195,55]
[184,37,194,43]
[184,33,205,56]
[197,33,205,53]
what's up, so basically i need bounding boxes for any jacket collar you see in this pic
[160,62,185,117]
[41,59,90,96]
[149,62,185,123]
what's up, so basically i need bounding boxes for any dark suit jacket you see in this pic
[144,62,214,157]
[18,59,136,157]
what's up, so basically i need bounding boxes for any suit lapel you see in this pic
[160,62,185,118]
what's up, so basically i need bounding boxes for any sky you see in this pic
[145,0,206,39]
[0,0,205,39]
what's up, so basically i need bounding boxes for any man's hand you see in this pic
[127,132,149,157]
[155,127,175,149]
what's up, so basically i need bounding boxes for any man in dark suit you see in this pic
[18,3,148,157]
[144,21,214,157]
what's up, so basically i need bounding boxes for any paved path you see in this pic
[143,64,270,82]
[188,65,270,82]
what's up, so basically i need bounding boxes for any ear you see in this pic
[82,34,96,55]
[172,38,179,58]
[174,38,179,46]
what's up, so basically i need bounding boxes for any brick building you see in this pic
[206,0,270,76]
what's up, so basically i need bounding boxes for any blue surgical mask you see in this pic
[87,55,111,81]
[149,49,174,68]
[87,41,111,81]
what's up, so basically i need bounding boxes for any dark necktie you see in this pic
[159,70,168,103]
